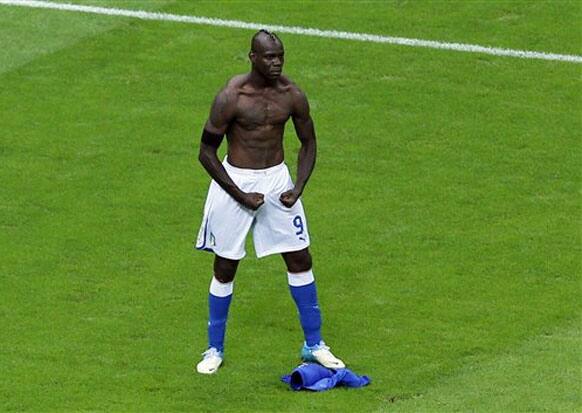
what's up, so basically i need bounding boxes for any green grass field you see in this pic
[1,1,580,411]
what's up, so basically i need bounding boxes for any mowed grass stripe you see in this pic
[0,0,175,75]
[1,0,581,63]
[0,17,209,411]
[390,321,581,412]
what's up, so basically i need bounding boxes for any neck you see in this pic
[249,68,277,88]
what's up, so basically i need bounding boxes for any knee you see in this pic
[214,256,239,283]
[284,249,313,273]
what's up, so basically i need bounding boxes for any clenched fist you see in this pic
[279,189,301,208]
[239,192,265,210]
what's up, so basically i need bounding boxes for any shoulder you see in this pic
[212,74,247,106]
[279,76,308,109]
[280,76,309,116]
[225,73,248,90]
[280,75,305,96]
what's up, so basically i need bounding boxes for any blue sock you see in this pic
[207,277,234,352]
[288,270,322,347]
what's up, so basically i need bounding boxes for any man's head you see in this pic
[249,30,284,80]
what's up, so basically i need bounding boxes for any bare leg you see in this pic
[282,248,312,273]
[214,255,239,283]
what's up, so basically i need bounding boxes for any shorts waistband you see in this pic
[223,157,286,175]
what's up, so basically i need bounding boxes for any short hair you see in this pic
[251,29,282,52]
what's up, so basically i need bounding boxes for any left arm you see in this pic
[280,88,317,207]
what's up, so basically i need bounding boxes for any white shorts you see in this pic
[196,159,310,260]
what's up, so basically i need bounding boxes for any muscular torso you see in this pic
[225,75,295,168]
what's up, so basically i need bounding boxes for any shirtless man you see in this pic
[195,30,344,374]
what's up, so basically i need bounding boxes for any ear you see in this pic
[248,51,255,63]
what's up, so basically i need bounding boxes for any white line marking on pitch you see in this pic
[1,0,581,64]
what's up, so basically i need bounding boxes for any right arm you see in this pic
[198,88,264,210]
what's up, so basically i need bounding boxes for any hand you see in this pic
[279,189,301,208]
[240,192,265,210]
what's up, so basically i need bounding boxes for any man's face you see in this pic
[251,40,285,80]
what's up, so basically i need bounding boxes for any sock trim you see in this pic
[209,276,234,297]
[287,269,315,287]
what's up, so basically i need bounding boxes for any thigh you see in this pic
[253,196,310,258]
[252,166,311,258]
[196,181,255,260]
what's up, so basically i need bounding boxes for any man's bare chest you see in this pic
[235,92,292,129]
